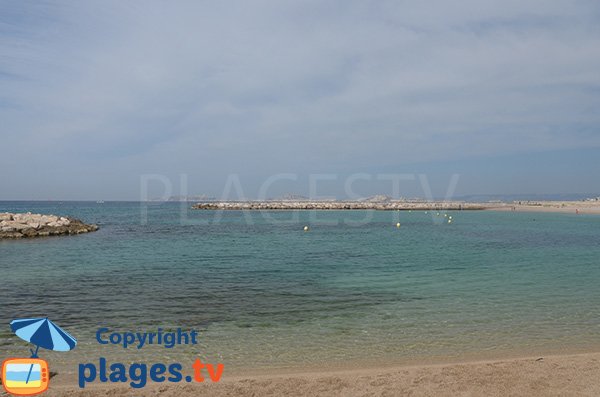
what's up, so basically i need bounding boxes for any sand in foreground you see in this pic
[31,352,600,397]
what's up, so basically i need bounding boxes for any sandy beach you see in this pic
[3,0,600,395]
[485,201,600,214]
[25,352,599,396]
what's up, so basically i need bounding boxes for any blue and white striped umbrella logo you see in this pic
[10,318,77,357]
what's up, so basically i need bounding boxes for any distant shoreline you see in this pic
[191,200,600,214]
[192,201,487,211]
[486,201,600,214]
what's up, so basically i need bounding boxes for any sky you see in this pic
[1,0,599,200]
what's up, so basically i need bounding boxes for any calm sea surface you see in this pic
[1,201,599,371]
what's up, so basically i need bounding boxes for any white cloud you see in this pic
[1,0,599,198]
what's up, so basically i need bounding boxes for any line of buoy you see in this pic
[302,214,456,231]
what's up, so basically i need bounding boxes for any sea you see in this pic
[1,201,599,373]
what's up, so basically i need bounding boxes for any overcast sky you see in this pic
[1,0,599,200]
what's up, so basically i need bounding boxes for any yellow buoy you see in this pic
[303,226,309,231]
[448,219,452,224]
[444,214,448,218]
[449,216,453,220]
[396,222,401,228]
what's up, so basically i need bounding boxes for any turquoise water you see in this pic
[1,201,599,371]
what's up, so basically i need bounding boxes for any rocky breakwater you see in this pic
[0,212,99,239]
[192,201,488,211]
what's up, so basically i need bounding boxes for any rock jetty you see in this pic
[0,212,99,239]
[192,201,487,211]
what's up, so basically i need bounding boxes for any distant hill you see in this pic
[149,195,217,202]
[274,193,310,201]
[361,195,392,202]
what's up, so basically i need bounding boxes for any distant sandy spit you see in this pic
[485,201,600,214]
[36,352,600,397]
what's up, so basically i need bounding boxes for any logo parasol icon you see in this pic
[10,318,77,358]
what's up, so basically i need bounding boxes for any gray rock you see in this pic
[0,213,99,239]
